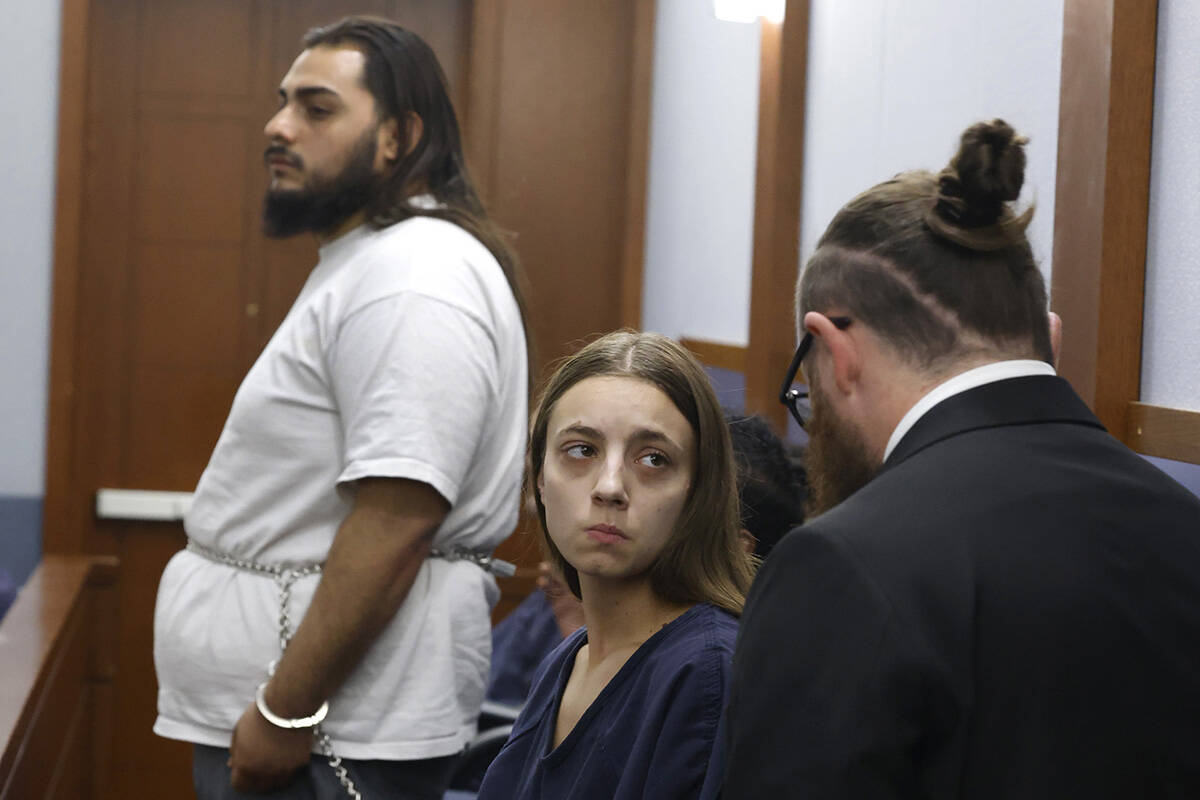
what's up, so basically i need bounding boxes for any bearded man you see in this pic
[723,121,1200,798]
[152,17,529,799]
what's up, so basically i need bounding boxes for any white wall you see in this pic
[640,1,1064,347]
[0,0,61,496]
[1141,0,1200,413]
[640,0,761,347]
[800,0,1064,287]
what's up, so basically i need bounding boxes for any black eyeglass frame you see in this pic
[778,316,852,429]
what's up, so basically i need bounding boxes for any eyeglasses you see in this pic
[778,316,852,429]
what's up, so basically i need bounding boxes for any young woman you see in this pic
[476,331,756,799]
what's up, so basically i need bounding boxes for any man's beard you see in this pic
[262,129,380,239]
[801,371,878,518]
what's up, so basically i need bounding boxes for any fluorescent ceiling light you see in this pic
[713,0,785,24]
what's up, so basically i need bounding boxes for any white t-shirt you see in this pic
[153,215,528,760]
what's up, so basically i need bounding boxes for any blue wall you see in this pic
[1145,455,1200,499]
[0,496,42,584]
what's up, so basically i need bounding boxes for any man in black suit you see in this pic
[723,120,1200,798]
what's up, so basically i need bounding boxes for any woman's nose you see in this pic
[591,457,628,507]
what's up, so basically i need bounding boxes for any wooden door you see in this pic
[47,2,469,797]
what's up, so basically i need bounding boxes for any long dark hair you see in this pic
[799,119,1051,372]
[528,331,755,616]
[303,16,531,363]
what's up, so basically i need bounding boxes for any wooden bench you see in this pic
[0,556,118,799]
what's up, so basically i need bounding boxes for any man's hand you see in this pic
[226,478,447,793]
[228,701,313,793]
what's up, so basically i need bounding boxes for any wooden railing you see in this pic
[0,555,118,800]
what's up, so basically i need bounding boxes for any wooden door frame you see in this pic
[744,0,810,431]
[1051,0,1200,464]
[43,0,91,553]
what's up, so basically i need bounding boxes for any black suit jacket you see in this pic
[724,375,1200,799]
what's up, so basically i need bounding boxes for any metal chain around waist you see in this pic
[185,540,363,800]
[185,539,514,799]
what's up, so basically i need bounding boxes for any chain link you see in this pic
[185,539,510,799]
[187,541,362,799]
[429,546,517,577]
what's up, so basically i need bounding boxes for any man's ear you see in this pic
[376,117,402,165]
[402,111,423,157]
[803,311,860,397]
[376,111,423,166]
[1048,311,1063,369]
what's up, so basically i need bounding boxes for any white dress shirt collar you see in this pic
[882,359,1056,463]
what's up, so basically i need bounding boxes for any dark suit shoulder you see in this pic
[729,517,952,798]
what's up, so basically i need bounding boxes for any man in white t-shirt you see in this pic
[152,17,528,799]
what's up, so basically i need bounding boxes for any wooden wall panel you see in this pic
[1127,403,1200,465]
[43,0,91,550]
[66,0,141,556]
[680,338,749,374]
[44,690,87,800]
[124,368,239,488]
[1051,0,1158,438]
[139,0,254,96]
[137,120,249,242]
[133,245,243,368]
[471,0,642,370]
[388,0,472,113]
[464,0,503,199]
[619,0,656,330]
[745,1,810,432]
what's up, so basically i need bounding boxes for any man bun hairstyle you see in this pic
[800,119,1052,372]
[927,119,1034,250]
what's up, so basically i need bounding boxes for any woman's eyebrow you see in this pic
[557,423,603,440]
[628,428,679,450]
[554,424,681,451]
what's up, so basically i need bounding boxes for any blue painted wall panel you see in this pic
[1143,455,1200,500]
[0,495,43,588]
